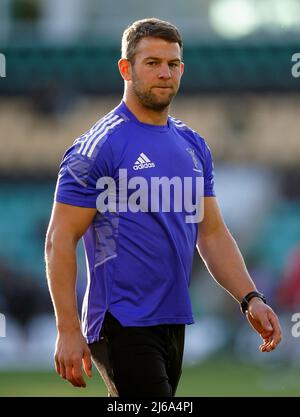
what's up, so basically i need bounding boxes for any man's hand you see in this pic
[54,329,92,387]
[246,298,282,352]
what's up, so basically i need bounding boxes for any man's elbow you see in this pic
[196,237,208,259]
[197,223,230,251]
[45,226,79,257]
[45,228,55,261]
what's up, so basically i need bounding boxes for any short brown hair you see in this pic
[121,18,183,63]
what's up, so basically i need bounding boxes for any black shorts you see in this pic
[88,311,185,397]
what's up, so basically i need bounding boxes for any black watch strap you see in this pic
[240,291,267,314]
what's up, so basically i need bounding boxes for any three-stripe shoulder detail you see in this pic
[76,113,125,158]
[170,117,201,139]
[170,116,188,129]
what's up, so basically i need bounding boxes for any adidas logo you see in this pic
[133,153,156,170]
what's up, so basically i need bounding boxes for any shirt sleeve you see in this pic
[193,132,216,197]
[202,140,216,197]
[55,138,113,208]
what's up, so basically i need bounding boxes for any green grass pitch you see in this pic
[1,359,300,397]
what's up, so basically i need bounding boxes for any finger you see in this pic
[261,338,276,352]
[83,349,93,378]
[260,339,269,350]
[263,336,279,351]
[270,339,278,350]
[268,313,282,347]
[264,345,275,352]
[54,356,60,375]
[268,337,280,351]
[260,342,273,352]
[260,345,266,352]
[65,363,75,385]
[65,362,80,387]
[261,343,272,352]
[73,361,86,388]
[259,337,272,352]
[60,362,66,379]
[259,316,273,337]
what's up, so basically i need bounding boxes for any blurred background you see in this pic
[0,0,300,397]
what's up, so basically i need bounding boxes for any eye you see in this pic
[169,62,179,68]
[147,61,157,66]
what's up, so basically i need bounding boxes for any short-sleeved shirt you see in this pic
[55,101,215,343]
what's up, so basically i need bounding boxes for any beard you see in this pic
[131,71,178,111]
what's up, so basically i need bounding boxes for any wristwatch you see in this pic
[240,291,267,314]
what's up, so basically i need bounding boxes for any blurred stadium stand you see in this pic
[1,0,300,94]
[0,43,299,94]
[0,0,300,374]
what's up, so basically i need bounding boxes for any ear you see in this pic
[180,61,184,77]
[118,58,132,81]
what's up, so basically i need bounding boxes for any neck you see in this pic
[123,90,169,126]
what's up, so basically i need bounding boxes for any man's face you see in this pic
[129,37,184,111]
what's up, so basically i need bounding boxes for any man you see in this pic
[45,18,282,397]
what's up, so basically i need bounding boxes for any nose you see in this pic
[158,63,171,79]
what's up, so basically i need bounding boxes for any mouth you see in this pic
[153,86,173,90]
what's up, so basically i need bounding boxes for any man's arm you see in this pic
[45,202,97,387]
[197,197,282,352]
